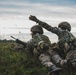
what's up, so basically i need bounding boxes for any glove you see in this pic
[29,15,39,23]
[60,60,67,67]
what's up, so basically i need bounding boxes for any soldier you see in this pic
[15,25,62,75]
[29,15,76,70]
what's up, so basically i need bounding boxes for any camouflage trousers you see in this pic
[39,53,54,67]
[66,50,76,70]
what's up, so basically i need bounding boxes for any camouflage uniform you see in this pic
[16,25,62,75]
[29,15,76,70]
[27,25,61,72]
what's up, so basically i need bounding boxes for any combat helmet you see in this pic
[31,25,43,34]
[58,22,71,31]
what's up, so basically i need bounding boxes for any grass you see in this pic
[0,41,75,75]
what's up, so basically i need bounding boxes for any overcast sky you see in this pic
[0,0,76,42]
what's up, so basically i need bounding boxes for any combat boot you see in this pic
[48,65,62,75]
[60,60,67,67]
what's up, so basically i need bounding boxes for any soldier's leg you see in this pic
[49,49,67,68]
[39,53,62,75]
[52,54,67,67]
[50,43,67,67]
[66,50,76,71]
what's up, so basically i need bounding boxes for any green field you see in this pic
[0,41,75,75]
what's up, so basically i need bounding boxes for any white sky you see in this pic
[0,0,76,42]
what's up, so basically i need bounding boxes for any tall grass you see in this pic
[0,42,75,75]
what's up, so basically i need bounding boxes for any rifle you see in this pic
[11,36,26,47]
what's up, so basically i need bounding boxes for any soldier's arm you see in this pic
[29,15,59,34]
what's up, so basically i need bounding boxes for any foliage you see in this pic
[0,42,47,75]
[0,42,75,75]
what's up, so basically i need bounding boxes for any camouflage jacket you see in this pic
[38,21,75,47]
[37,21,76,58]
[26,34,51,55]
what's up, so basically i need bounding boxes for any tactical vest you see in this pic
[58,30,75,45]
[33,33,50,53]
[58,30,75,55]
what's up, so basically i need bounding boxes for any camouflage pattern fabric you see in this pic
[39,53,53,67]
[29,15,76,71]
[26,34,51,55]
[35,20,76,69]
[66,50,76,70]
[36,21,75,56]
[26,33,57,68]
